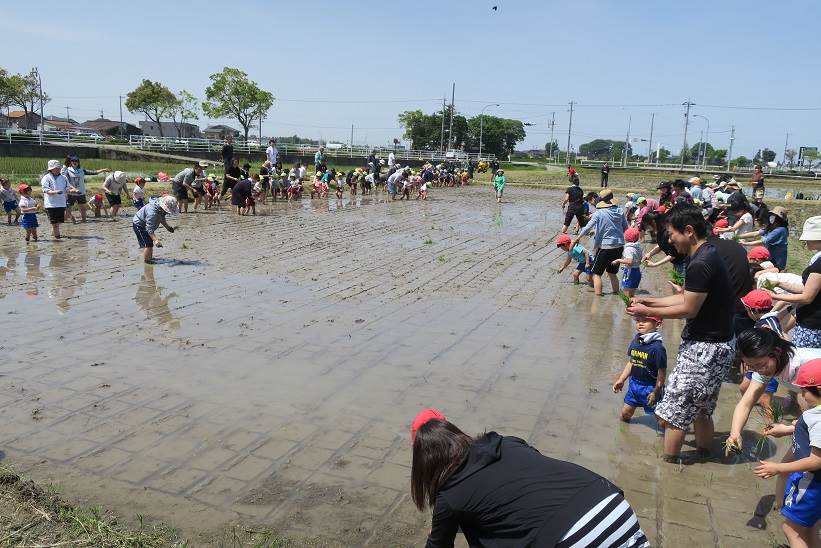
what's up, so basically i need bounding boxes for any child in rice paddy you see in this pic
[1,178,20,225]
[612,315,667,422]
[555,234,592,286]
[611,227,643,298]
[738,290,786,412]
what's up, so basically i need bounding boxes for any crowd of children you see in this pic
[555,171,821,547]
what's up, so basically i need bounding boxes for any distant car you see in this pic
[325,143,344,150]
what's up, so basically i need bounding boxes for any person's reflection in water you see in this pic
[135,264,180,329]
[23,248,43,297]
[46,246,76,313]
[492,208,504,230]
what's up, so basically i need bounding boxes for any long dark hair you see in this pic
[411,419,473,510]
[737,327,795,376]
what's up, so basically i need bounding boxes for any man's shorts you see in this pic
[175,189,189,201]
[655,339,735,430]
[105,192,122,206]
[67,194,86,207]
[45,207,65,224]
[744,371,779,394]
[624,379,658,414]
[133,223,153,248]
[564,206,585,227]
[622,267,642,289]
[782,472,821,528]
[591,247,623,276]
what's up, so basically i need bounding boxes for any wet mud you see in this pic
[0,187,784,546]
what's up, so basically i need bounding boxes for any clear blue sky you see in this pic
[3,0,819,160]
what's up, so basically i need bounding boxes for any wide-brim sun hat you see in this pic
[706,182,719,188]
[198,161,209,168]
[47,159,62,171]
[770,206,788,221]
[799,216,821,241]
[159,195,179,215]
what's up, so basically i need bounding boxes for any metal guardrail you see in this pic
[126,135,495,163]
[1,129,496,162]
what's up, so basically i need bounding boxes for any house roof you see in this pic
[46,116,78,124]
[204,124,239,132]
[81,119,125,131]
[7,111,30,119]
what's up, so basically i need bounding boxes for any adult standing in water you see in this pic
[627,205,735,463]
[410,409,650,547]
[221,135,234,171]
[265,139,278,167]
[573,189,626,296]
[751,164,766,202]
[172,163,205,214]
[221,158,242,198]
[63,155,110,223]
[314,146,327,173]
[101,170,130,220]
[41,159,77,240]
[600,162,610,188]
[561,176,585,234]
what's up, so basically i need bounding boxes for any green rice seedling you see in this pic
[670,268,685,286]
[423,239,433,245]
[723,437,742,457]
[618,291,632,306]
[761,279,778,292]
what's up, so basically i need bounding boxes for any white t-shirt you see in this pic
[103,174,127,195]
[388,152,395,166]
[41,173,69,208]
[298,166,306,180]
[266,145,278,165]
[622,242,643,268]
[751,347,821,390]
[737,212,754,236]
[18,195,36,212]
[133,186,146,200]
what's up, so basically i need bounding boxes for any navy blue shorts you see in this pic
[105,193,122,206]
[624,379,658,414]
[4,200,18,213]
[133,199,145,211]
[575,260,592,274]
[782,472,821,528]
[744,371,779,393]
[133,223,152,248]
[622,267,642,289]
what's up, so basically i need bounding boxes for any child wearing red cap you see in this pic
[17,184,38,242]
[611,227,643,297]
[87,194,108,218]
[746,245,779,279]
[754,358,821,547]
[738,289,785,409]
[132,177,147,211]
[555,234,592,285]
[613,315,667,421]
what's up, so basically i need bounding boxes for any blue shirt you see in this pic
[627,333,667,385]
[568,244,587,264]
[690,185,703,201]
[762,226,788,270]
[132,201,166,235]
[578,206,628,250]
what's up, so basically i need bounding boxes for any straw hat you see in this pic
[770,206,788,221]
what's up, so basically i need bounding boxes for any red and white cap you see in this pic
[741,289,773,310]
[747,246,770,260]
[411,408,446,444]
[556,234,572,247]
[794,358,821,388]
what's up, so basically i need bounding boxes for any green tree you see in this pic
[709,149,727,165]
[0,69,50,128]
[578,139,626,161]
[754,148,777,164]
[734,156,752,168]
[125,80,176,137]
[544,140,561,158]
[169,89,199,138]
[467,115,525,157]
[202,67,274,141]
[690,142,714,163]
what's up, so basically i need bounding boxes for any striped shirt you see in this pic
[558,493,650,548]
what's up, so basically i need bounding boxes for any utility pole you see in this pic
[447,82,455,152]
[622,115,631,167]
[440,97,446,153]
[31,67,44,145]
[99,109,105,119]
[565,101,574,165]
[350,124,354,148]
[647,113,654,163]
[547,112,555,162]
[697,130,704,167]
[119,95,124,138]
[64,106,71,123]
[728,125,735,169]
[680,99,695,170]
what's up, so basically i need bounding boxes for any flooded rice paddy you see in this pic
[0,187,784,547]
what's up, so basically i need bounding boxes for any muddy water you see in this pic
[0,188,780,547]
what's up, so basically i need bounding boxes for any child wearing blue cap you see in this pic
[613,315,667,422]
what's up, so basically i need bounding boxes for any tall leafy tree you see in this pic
[0,69,50,128]
[202,67,274,141]
[125,80,176,137]
[754,148,777,164]
[579,139,626,161]
[398,108,525,156]
[169,89,199,138]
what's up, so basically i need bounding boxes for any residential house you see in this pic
[80,118,142,137]
[0,113,8,129]
[6,110,43,130]
[139,121,201,138]
[44,115,80,132]
[203,124,240,140]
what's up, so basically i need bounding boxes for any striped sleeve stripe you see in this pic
[590,513,641,548]
[558,493,619,541]
[557,495,627,548]
[566,502,633,548]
